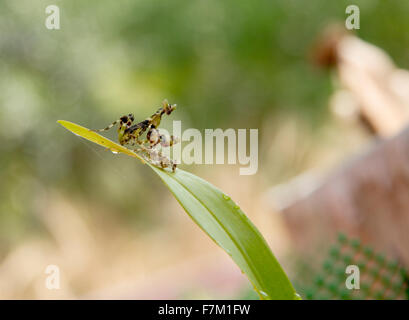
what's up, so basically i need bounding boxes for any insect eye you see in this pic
[165,104,176,115]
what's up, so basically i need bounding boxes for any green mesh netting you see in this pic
[296,233,409,300]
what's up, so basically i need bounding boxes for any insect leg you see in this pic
[93,120,120,132]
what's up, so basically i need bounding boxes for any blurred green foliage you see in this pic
[1,0,409,247]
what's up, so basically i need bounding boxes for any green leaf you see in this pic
[57,120,146,162]
[58,120,298,300]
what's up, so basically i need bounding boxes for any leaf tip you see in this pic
[57,120,70,128]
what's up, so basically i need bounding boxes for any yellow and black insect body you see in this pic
[125,100,176,144]
[94,100,178,172]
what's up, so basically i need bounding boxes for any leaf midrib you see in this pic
[160,169,264,296]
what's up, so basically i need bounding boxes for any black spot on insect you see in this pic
[125,119,150,134]
[120,115,128,122]
[125,125,137,134]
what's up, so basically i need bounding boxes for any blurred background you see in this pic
[1,0,409,299]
